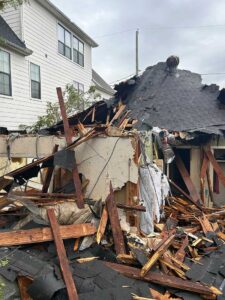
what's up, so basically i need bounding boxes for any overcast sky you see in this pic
[52,0,225,88]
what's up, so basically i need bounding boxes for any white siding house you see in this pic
[0,0,113,130]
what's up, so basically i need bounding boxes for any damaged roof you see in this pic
[114,57,225,133]
[0,16,32,56]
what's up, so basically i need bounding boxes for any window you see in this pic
[73,36,84,66]
[30,63,41,99]
[73,81,84,94]
[58,24,72,59]
[0,50,11,96]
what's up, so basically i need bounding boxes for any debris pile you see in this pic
[0,87,225,299]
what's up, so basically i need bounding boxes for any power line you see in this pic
[201,72,225,76]
[109,73,136,85]
[94,23,225,39]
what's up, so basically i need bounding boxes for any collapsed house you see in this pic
[0,57,225,299]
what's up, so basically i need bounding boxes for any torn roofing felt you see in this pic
[114,59,225,133]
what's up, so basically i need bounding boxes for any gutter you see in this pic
[4,40,33,56]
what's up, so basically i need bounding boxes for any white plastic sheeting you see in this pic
[139,163,170,235]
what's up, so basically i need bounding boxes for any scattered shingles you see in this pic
[27,272,65,300]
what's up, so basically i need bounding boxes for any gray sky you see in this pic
[52,0,225,88]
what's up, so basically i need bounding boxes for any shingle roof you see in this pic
[92,69,115,96]
[115,62,225,133]
[0,15,32,55]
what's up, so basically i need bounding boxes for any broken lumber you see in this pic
[96,205,108,244]
[47,209,78,300]
[105,262,218,297]
[57,87,84,209]
[204,148,225,188]
[169,179,202,210]
[0,223,96,246]
[17,276,33,300]
[140,234,175,277]
[106,184,126,255]
[175,152,202,206]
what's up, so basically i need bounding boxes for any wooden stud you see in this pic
[0,222,96,246]
[47,209,78,300]
[17,276,33,300]
[140,234,175,277]
[106,183,126,255]
[175,152,202,206]
[105,262,218,296]
[57,87,84,209]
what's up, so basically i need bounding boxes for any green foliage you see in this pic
[0,0,28,10]
[19,84,101,133]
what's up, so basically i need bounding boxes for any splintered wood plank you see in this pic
[105,262,218,296]
[96,206,108,244]
[140,234,175,277]
[204,148,225,188]
[57,87,84,209]
[42,145,59,193]
[109,104,126,126]
[197,214,214,234]
[169,179,203,211]
[17,276,33,300]
[175,236,189,262]
[175,152,202,206]
[106,184,126,255]
[0,223,96,246]
[47,209,78,300]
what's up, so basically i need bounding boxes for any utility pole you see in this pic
[136,29,139,76]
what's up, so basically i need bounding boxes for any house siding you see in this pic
[0,6,22,38]
[0,0,93,130]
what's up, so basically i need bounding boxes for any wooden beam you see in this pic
[0,176,13,190]
[204,148,225,188]
[116,203,146,212]
[42,145,59,193]
[0,223,96,246]
[140,234,175,277]
[105,262,217,296]
[106,183,126,255]
[174,152,202,206]
[57,87,84,209]
[17,276,33,300]
[47,209,78,300]
[96,206,108,244]
[169,179,203,211]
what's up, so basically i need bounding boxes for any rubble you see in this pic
[0,80,225,300]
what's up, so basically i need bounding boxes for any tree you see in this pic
[19,84,101,132]
[0,0,28,10]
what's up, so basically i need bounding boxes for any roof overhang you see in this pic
[3,40,33,56]
[93,80,115,96]
[36,0,98,48]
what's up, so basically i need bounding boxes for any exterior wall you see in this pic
[0,0,93,130]
[0,5,22,38]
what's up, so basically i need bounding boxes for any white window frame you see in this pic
[30,63,41,100]
[0,49,12,97]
